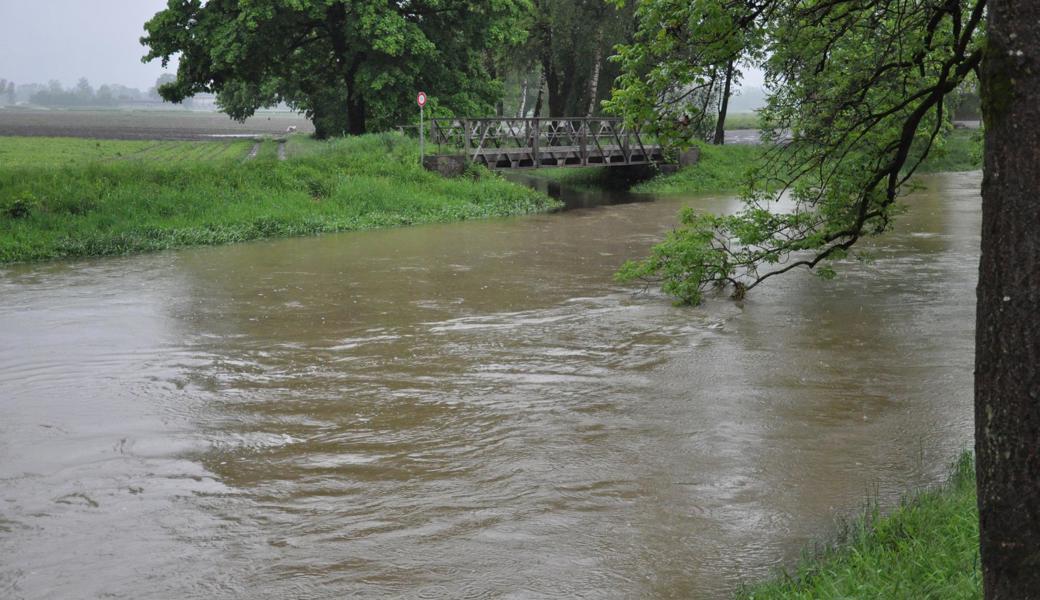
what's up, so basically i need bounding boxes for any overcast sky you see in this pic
[0,0,176,90]
[0,0,765,94]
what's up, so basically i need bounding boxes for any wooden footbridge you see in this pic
[426,117,664,171]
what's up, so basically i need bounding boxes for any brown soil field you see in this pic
[0,108,314,140]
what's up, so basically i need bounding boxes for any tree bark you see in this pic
[533,68,546,118]
[346,90,366,136]
[585,28,604,118]
[326,3,365,136]
[517,74,529,118]
[713,60,734,145]
[343,52,366,135]
[976,1,1040,598]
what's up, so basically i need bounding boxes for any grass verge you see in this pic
[739,452,980,599]
[0,133,559,263]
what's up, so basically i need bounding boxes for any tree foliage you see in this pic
[615,0,985,305]
[142,0,531,137]
[526,0,636,117]
[606,0,767,144]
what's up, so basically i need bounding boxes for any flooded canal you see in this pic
[0,172,980,598]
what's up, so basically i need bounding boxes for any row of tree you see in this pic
[0,75,194,108]
[142,0,645,138]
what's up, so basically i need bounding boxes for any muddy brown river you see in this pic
[0,172,980,599]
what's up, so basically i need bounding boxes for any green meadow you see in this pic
[0,134,559,264]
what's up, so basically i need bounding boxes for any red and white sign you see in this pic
[417,91,427,107]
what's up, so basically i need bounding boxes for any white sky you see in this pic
[0,0,175,89]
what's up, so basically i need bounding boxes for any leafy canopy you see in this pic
[613,0,985,305]
[142,0,531,137]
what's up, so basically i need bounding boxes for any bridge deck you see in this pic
[428,117,663,171]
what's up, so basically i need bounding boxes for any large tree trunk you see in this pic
[346,91,366,136]
[713,60,734,145]
[326,4,365,136]
[344,55,366,136]
[975,1,1040,598]
[543,53,564,117]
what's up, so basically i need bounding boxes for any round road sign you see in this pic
[417,91,427,107]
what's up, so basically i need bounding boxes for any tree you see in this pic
[617,0,983,304]
[141,0,529,138]
[606,0,766,145]
[73,78,94,102]
[614,0,1039,596]
[974,1,1040,596]
[148,73,177,101]
[527,0,635,117]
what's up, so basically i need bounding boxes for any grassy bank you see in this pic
[740,452,980,599]
[520,142,762,195]
[531,128,982,197]
[0,134,558,264]
[634,143,763,194]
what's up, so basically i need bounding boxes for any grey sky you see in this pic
[0,0,766,97]
[0,0,175,90]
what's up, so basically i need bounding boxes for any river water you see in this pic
[0,172,980,599]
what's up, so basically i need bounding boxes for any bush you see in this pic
[4,194,37,219]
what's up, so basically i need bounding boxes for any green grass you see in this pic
[916,129,983,173]
[0,136,254,168]
[724,112,762,130]
[0,133,559,263]
[740,452,980,599]
[518,141,763,195]
[604,128,981,197]
[634,143,763,195]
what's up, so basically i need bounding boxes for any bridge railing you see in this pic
[428,117,661,169]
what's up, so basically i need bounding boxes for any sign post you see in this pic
[417,91,427,166]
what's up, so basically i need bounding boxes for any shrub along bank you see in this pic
[0,134,559,264]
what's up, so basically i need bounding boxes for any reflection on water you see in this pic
[0,173,980,598]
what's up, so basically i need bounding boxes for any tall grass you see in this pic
[740,452,980,599]
[0,133,558,263]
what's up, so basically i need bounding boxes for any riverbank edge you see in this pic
[523,128,983,195]
[0,134,562,265]
[738,451,980,599]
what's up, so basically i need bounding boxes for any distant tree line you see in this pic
[0,79,15,105]
[142,0,643,137]
[0,74,204,108]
